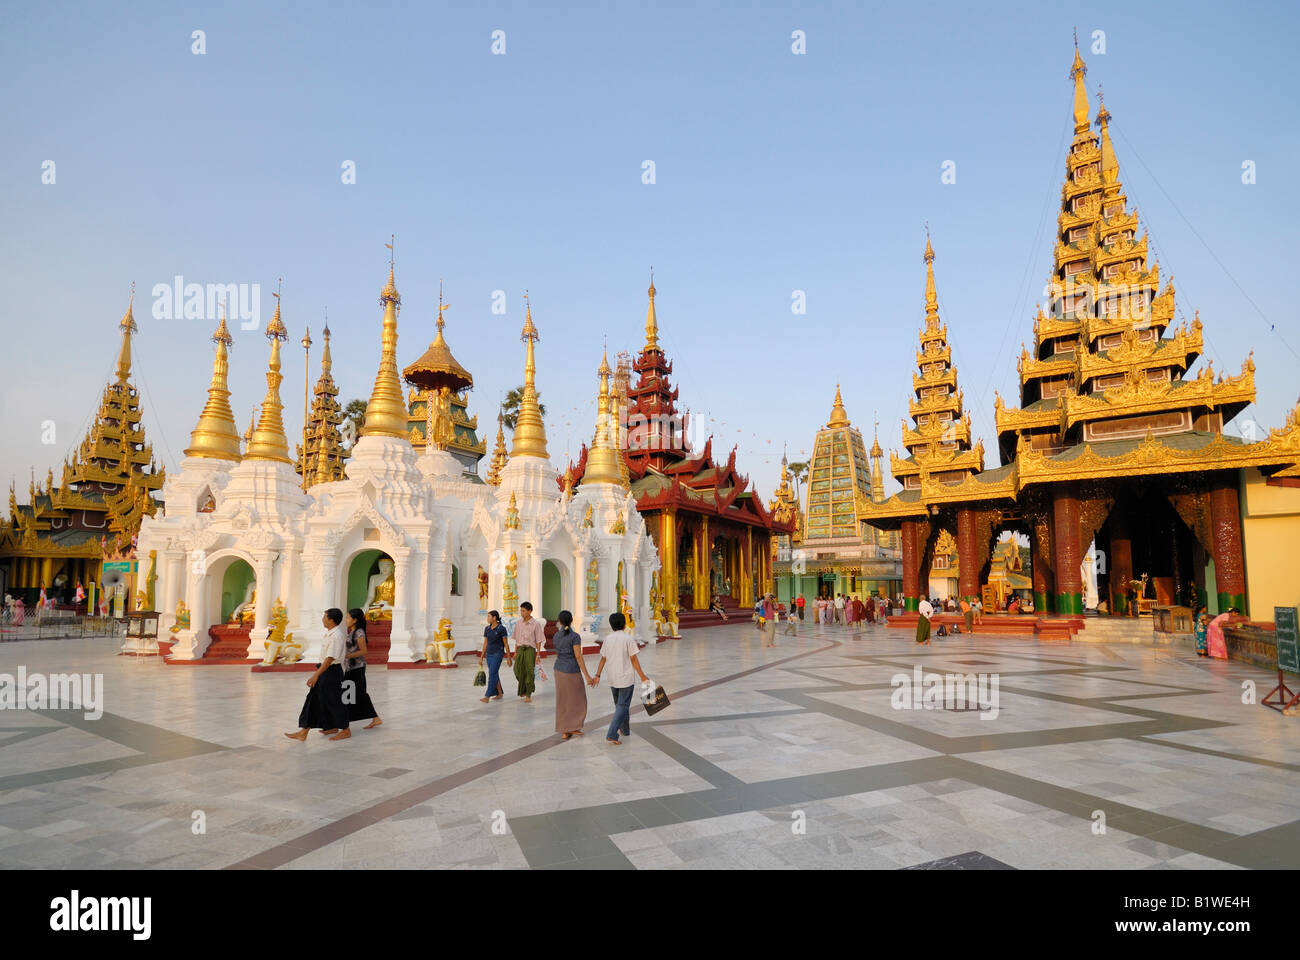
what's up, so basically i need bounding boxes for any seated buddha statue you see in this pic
[365,558,396,620]
[230,582,256,624]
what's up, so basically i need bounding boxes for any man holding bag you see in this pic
[589,611,650,745]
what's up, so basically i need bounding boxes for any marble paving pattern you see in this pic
[0,619,1295,869]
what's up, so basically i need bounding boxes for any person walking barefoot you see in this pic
[343,607,382,730]
[513,601,544,703]
[551,610,592,740]
[477,609,511,702]
[285,608,352,742]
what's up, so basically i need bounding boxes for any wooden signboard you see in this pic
[1262,606,1299,713]
[1275,607,1299,675]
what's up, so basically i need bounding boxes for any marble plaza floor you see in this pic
[0,619,1296,870]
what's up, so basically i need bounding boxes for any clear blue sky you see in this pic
[2,0,1297,502]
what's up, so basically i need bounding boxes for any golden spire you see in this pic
[583,347,622,485]
[115,283,137,382]
[870,416,885,503]
[1096,90,1118,184]
[923,231,940,329]
[510,293,549,458]
[827,384,850,428]
[183,306,243,461]
[644,270,660,352]
[1070,37,1090,134]
[486,409,509,486]
[244,286,293,462]
[362,240,410,438]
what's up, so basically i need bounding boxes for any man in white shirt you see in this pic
[916,598,934,646]
[834,593,846,624]
[590,611,650,745]
[285,608,351,741]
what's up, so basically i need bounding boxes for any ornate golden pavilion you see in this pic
[859,46,1300,619]
[402,285,487,477]
[0,293,165,603]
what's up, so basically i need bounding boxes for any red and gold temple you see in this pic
[564,280,796,621]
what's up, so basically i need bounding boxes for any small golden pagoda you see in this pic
[0,290,165,602]
[296,322,348,488]
[402,283,487,477]
[484,411,509,487]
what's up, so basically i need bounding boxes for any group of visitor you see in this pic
[287,601,651,747]
[480,603,650,745]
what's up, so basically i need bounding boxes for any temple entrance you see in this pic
[542,559,563,621]
[347,550,395,618]
[220,558,256,623]
[1098,484,1203,617]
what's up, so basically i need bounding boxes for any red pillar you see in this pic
[901,519,920,613]
[1208,472,1246,613]
[957,508,979,600]
[1109,511,1133,617]
[1052,485,1083,615]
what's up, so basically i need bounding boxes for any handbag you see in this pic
[473,662,486,687]
[640,678,671,716]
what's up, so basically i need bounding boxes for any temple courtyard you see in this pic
[0,621,1295,870]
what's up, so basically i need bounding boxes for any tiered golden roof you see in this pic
[767,453,800,537]
[993,47,1247,462]
[893,236,983,485]
[0,290,164,570]
[402,286,487,465]
[296,323,348,488]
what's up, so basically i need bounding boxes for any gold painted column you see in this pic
[660,509,678,617]
[699,517,710,608]
[742,527,754,606]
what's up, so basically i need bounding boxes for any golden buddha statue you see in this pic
[582,503,593,528]
[609,515,626,535]
[229,581,256,623]
[170,599,190,634]
[504,492,521,531]
[365,558,396,620]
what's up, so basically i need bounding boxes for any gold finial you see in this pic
[115,282,137,381]
[245,287,293,462]
[1096,88,1118,184]
[1070,38,1090,133]
[437,279,448,336]
[185,301,243,461]
[266,279,287,340]
[362,248,409,438]
[923,232,940,328]
[644,270,660,352]
[827,384,850,428]
[381,236,400,304]
[511,293,549,458]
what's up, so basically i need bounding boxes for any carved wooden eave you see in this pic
[1063,358,1254,430]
